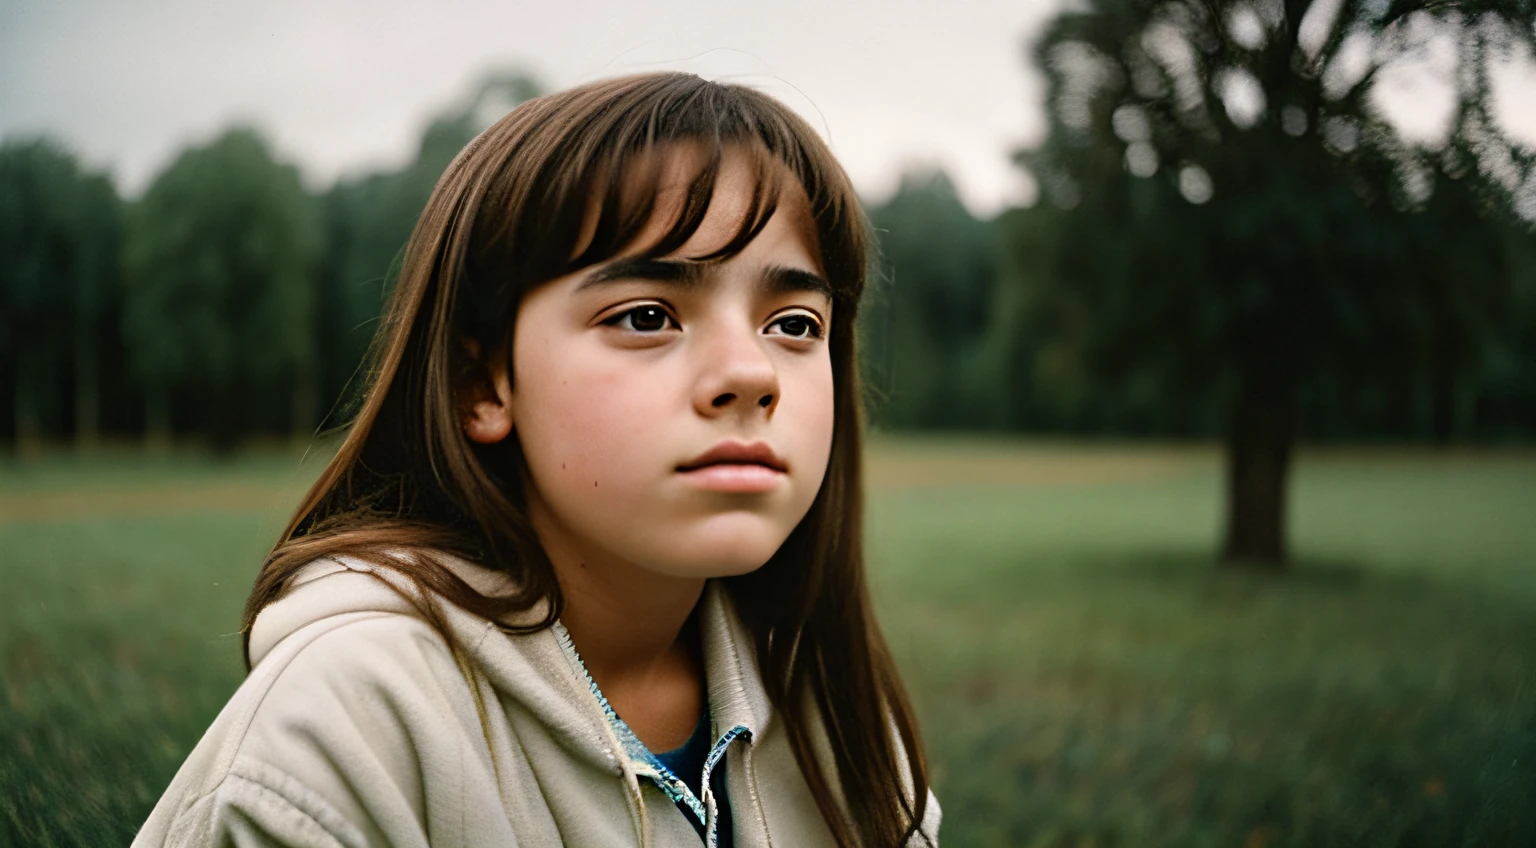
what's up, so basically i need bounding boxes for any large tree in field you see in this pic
[123,128,320,446]
[1008,0,1534,567]
[0,138,121,452]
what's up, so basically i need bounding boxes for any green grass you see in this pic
[2,442,1534,847]
[0,449,317,847]
[869,445,1536,847]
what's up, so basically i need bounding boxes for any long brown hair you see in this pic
[245,72,929,846]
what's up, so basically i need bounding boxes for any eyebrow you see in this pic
[576,257,832,300]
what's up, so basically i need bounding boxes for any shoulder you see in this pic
[134,603,496,847]
[226,608,488,779]
[254,609,479,726]
[910,788,942,847]
[239,611,492,802]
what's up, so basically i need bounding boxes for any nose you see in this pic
[693,320,780,420]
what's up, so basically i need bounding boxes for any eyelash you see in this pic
[601,304,825,340]
[766,312,825,340]
[604,304,678,333]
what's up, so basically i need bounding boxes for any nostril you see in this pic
[712,393,736,408]
[758,394,773,408]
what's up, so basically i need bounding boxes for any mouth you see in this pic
[676,441,788,493]
[677,441,789,474]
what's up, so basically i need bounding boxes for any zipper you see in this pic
[703,783,719,848]
[743,744,772,848]
[698,724,750,847]
[548,622,651,845]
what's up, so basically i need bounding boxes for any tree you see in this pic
[1008,0,1533,567]
[863,170,1002,429]
[67,169,121,449]
[123,128,320,446]
[0,138,122,453]
[317,71,541,427]
[1478,223,1536,439]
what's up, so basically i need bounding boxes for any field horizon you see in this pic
[3,438,1533,846]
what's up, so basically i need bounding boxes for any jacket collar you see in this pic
[250,554,777,766]
[696,580,772,743]
[546,580,773,836]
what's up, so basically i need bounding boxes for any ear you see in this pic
[461,342,516,445]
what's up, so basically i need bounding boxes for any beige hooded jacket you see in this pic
[131,556,940,847]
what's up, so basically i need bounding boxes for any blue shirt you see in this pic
[654,704,734,847]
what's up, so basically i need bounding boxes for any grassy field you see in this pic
[2,440,1534,847]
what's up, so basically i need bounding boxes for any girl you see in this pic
[134,72,938,848]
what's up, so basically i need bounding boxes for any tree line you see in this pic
[0,73,540,452]
[3,0,1535,568]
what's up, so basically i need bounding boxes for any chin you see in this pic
[639,517,793,579]
[645,556,769,581]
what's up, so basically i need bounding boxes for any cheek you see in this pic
[785,356,837,491]
[814,369,836,467]
[512,334,669,497]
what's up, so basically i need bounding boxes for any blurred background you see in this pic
[3,0,1536,845]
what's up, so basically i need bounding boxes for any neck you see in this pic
[530,498,706,689]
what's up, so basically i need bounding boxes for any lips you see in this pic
[677,441,788,473]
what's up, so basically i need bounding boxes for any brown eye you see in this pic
[769,313,822,339]
[609,305,676,333]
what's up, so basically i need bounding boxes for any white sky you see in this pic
[1,0,1531,217]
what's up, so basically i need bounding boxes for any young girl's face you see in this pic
[468,145,836,580]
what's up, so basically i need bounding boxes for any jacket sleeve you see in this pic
[132,612,511,848]
[155,762,366,848]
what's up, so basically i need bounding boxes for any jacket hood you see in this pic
[247,554,775,774]
[247,553,532,666]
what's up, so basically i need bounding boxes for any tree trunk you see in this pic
[291,366,318,439]
[74,313,100,451]
[1220,357,1298,569]
[1429,365,1456,445]
[209,383,241,454]
[144,386,171,452]
[1454,379,1477,443]
[14,342,42,459]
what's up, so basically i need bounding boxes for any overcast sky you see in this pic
[2,0,1532,217]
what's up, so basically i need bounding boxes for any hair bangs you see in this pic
[567,138,783,273]
[522,76,866,306]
